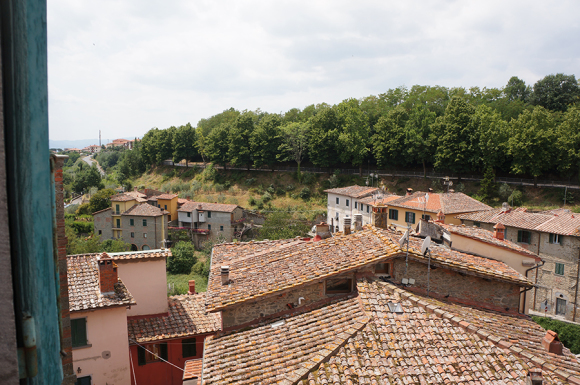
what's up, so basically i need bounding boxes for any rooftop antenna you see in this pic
[421,236,432,296]
[99,130,101,147]
[443,177,453,194]
[399,224,411,279]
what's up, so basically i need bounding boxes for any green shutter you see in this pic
[549,234,554,243]
[517,230,522,242]
[137,345,146,365]
[71,318,87,347]
[411,212,416,224]
[160,342,168,360]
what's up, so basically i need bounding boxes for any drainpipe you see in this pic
[522,259,545,314]
[573,248,580,322]
[533,232,542,311]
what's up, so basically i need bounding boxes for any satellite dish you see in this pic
[421,236,431,255]
[398,231,409,247]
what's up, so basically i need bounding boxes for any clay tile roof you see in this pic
[67,255,135,312]
[155,193,178,200]
[458,208,580,236]
[110,191,146,202]
[127,293,221,343]
[107,249,171,261]
[438,223,539,259]
[92,207,112,215]
[183,359,203,381]
[178,201,239,213]
[206,227,531,312]
[358,194,401,206]
[121,203,167,217]
[388,191,492,214]
[202,295,368,385]
[323,185,379,198]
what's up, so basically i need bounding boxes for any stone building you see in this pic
[120,203,169,251]
[458,206,580,322]
[177,201,244,243]
[200,226,580,384]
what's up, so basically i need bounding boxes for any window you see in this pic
[517,230,531,244]
[556,297,567,316]
[76,376,92,385]
[220,225,224,231]
[360,204,363,212]
[355,202,358,209]
[98,230,102,235]
[389,209,398,220]
[549,234,563,245]
[375,263,390,275]
[137,343,168,365]
[207,211,212,218]
[71,318,87,348]
[115,218,120,228]
[164,205,167,210]
[131,232,134,238]
[405,212,416,224]
[115,204,120,213]
[336,197,339,204]
[208,224,211,230]
[346,199,349,207]
[326,278,353,294]
[142,245,150,250]
[130,219,134,226]
[194,222,198,229]
[187,212,191,218]
[421,214,431,221]
[182,338,197,358]
[336,212,339,219]
[367,205,370,213]
[144,233,147,238]
[143,219,147,226]
[474,222,481,227]
[555,263,565,276]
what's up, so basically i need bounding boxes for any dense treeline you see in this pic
[134,74,580,185]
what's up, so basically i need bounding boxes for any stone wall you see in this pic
[121,215,166,250]
[392,258,521,312]
[93,209,113,240]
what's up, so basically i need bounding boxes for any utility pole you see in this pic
[99,130,101,146]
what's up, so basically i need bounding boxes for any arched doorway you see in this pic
[130,244,138,251]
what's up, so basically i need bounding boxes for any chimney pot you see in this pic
[541,330,563,355]
[221,266,230,285]
[428,188,433,193]
[188,280,196,294]
[406,188,413,196]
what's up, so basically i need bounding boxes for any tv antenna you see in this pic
[421,236,432,296]
[443,177,453,193]
[399,224,411,282]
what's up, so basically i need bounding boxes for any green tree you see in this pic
[88,188,116,213]
[258,211,310,240]
[72,165,104,193]
[251,114,282,170]
[228,112,255,170]
[470,104,509,173]
[531,73,580,112]
[101,239,131,252]
[308,106,339,169]
[205,123,231,169]
[336,98,370,175]
[478,165,496,202]
[405,105,436,176]
[504,76,530,103]
[433,96,476,174]
[555,106,580,182]
[172,123,197,167]
[508,106,556,186]
[372,106,409,167]
[278,122,309,177]
[168,241,197,274]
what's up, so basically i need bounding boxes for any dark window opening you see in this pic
[517,230,531,244]
[71,318,87,348]
[326,278,353,294]
[182,338,197,358]
[389,209,398,220]
[138,343,168,365]
[375,263,391,275]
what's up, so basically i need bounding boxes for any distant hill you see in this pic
[49,137,140,150]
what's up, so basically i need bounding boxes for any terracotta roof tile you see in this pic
[458,208,580,236]
[108,249,171,261]
[438,223,540,259]
[358,194,401,206]
[127,293,221,343]
[92,207,112,215]
[154,193,178,200]
[202,295,368,385]
[206,227,531,312]
[110,191,146,202]
[67,255,135,312]
[183,359,203,380]
[121,203,167,217]
[388,191,492,214]
[178,201,239,213]
[323,185,379,198]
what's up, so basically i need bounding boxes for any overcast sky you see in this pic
[47,0,580,141]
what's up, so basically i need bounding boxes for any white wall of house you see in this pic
[71,307,131,385]
[326,193,373,231]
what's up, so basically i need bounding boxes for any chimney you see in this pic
[188,280,196,294]
[501,202,511,213]
[406,188,413,196]
[526,368,543,385]
[221,266,230,285]
[353,214,363,231]
[315,222,331,240]
[428,188,433,193]
[493,223,505,240]
[541,330,563,355]
[98,253,118,293]
[436,210,445,223]
[343,217,352,235]
[448,189,455,193]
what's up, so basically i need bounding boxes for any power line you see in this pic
[129,339,184,372]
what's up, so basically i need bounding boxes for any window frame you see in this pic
[325,277,354,294]
[220,225,224,232]
[143,219,147,227]
[549,233,563,245]
[130,218,134,226]
[346,199,349,207]
[207,211,212,218]
[208,224,211,230]
[138,342,168,366]
[421,214,431,221]
[182,338,197,358]
[187,212,191,218]
[388,209,398,221]
[71,318,89,349]
[375,262,391,275]
[555,262,565,276]
[405,211,416,224]
[336,197,339,205]
[517,230,531,244]
[354,202,358,209]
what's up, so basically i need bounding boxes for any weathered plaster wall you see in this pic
[116,258,168,316]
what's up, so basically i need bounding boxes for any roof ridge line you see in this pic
[394,286,579,383]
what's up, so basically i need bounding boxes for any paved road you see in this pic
[82,156,105,177]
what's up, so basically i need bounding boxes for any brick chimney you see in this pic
[315,222,331,240]
[526,368,543,385]
[406,188,413,196]
[428,188,434,193]
[541,330,563,355]
[98,253,118,293]
[188,280,196,295]
[435,210,445,223]
[493,223,505,240]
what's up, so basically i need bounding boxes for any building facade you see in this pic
[177,201,244,242]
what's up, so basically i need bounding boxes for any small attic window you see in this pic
[387,302,404,313]
[375,263,391,275]
[325,278,353,294]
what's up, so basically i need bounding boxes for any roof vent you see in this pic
[526,368,543,385]
[387,301,404,313]
[220,266,230,286]
[541,330,563,355]
[406,188,413,196]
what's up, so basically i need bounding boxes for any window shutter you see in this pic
[411,213,416,224]
[549,234,554,243]
[160,342,168,360]
[559,235,563,245]
[517,230,522,242]
[71,318,87,347]
[137,345,146,366]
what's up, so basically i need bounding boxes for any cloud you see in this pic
[48,0,580,140]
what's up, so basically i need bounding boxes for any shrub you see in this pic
[275,186,286,196]
[171,181,189,193]
[217,194,226,203]
[478,166,496,202]
[70,221,93,234]
[192,259,210,278]
[299,187,311,200]
[509,190,524,206]
[498,183,513,202]
[532,316,580,354]
[302,172,317,186]
[101,239,130,252]
[245,178,256,186]
[248,196,257,206]
[214,183,225,192]
[430,179,443,193]
[181,168,196,178]
[262,192,273,203]
[200,163,217,182]
[560,189,575,205]
[267,184,276,195]
[168,241,197,274]
[286,184,295,191]
[75,203,92,216]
